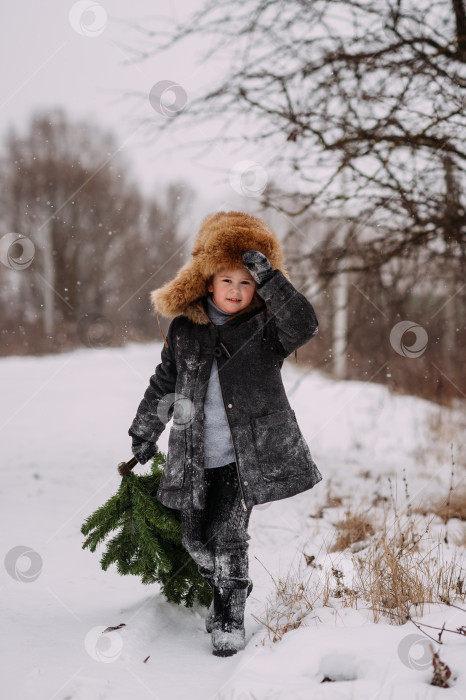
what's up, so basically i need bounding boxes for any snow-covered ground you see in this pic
[1,341,465,700]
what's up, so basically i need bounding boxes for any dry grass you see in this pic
[256,487,466,642]
[252,561,321,643]
[254,466,466,642]
[350,474,466,624]
[351,516,458,623]
[329,510,375,552]
[413,485,466,523]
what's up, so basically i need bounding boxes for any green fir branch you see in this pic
[80,451,212,608]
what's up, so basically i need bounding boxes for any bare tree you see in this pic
[123,0,466,275]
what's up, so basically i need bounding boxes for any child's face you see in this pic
[207,267,256,313]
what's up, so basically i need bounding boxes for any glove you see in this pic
[131,435,158,465]
[242,250,275,286]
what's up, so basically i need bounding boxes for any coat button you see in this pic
[244,481,248,486]
[227,403,233,408]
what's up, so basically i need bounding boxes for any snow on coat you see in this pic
[129,211,323,510]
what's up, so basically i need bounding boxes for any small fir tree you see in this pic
[81,451,212,608]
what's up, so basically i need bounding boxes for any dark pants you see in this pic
[181,463,253,590]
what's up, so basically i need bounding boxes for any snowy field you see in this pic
[1,341,465,700]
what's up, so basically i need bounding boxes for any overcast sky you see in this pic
[0,0,262,218]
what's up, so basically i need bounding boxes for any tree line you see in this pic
[0,108,194,355]
[0,104,463,405]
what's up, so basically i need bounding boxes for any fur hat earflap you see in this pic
[151,211,289,325]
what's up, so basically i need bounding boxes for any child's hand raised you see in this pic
[241,250,275,286]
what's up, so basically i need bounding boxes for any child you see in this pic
[128,211,322,657]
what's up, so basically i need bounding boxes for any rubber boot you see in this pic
[211,587,247,657]
[206,579,253,633]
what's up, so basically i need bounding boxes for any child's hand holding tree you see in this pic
[131,434,158,464]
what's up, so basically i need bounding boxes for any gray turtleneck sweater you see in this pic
[203,295,236,469]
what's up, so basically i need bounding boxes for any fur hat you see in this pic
[151,211,289,326]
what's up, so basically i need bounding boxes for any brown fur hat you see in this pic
[151,211,289,325]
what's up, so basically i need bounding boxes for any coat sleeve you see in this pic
[128,318,179,443]
[256,270,318,359]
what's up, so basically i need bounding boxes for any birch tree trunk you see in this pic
[333,169,349,379]
[40,221,55,337]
